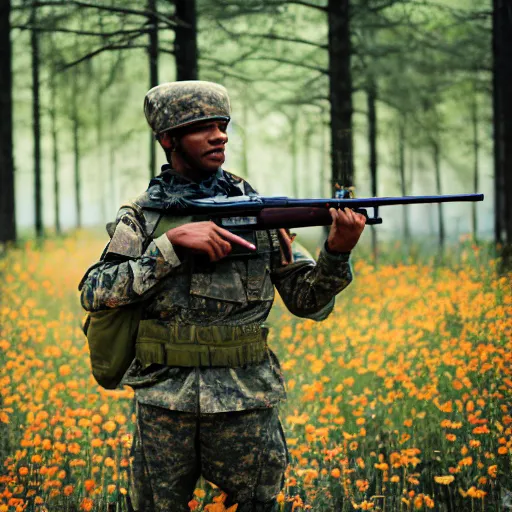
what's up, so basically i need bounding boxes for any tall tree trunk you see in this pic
[31,1,43,237]
[97,14,106,224]
[304,123,314,197]
[320,119,327,198]
[398,113,410,243]
[109,110,116,220]
[492,0,512,249]
[289,113,299,197]
[367,76,378,263]
[470,86,479,241]
[328,0,354,192]
[148,0,159,179]
[49,69,60,235]
[433,139,444,250]
[71,68,81,228]
[174,0,198,80]
[0,0,16,243]
[241,99,249,180]
[96,77,106,225]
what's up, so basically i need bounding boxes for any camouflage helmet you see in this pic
[144,81,231,135]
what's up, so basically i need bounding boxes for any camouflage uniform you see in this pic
[80,82,354,511]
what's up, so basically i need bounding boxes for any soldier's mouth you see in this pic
[204,149,225,160]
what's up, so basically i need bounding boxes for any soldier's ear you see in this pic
[159,132,173,150]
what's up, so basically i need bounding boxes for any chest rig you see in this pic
[134,210,282,368]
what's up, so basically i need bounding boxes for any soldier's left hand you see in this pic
[326,208,366,253]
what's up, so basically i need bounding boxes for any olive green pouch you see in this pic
[81,202,162,390]
[83,304,143,389]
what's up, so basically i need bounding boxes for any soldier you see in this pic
[79,81,366,512]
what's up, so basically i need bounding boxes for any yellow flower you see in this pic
[352,500,375,510]
[434,475,454,485]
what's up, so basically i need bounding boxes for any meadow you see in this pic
[0,234,510,512]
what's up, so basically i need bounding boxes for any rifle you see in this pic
[148,193,484,229]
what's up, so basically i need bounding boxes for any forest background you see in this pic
[1,0,511,250]
[0,1,511,512]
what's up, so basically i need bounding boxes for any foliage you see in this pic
[0,235,510,511]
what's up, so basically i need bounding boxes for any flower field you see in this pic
[0,235,510,511]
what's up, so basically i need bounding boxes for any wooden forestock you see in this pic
[257,207,333,229]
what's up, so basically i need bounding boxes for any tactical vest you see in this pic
[133,211,281,369]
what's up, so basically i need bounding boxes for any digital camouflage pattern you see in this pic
[79,165,354,510]
[129,402,288,512]
[144,81,231,135]
[79,165,354,413]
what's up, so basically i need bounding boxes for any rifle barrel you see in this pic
[282,193,484,208]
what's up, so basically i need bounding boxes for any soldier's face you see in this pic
[161,120,229,175]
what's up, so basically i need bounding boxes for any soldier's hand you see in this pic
[326,208,366,254]
[166,221,256,262]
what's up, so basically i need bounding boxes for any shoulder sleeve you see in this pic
[79,205,181,312]
[270,236,353,321]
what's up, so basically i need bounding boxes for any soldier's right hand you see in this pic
[166,221,256,262]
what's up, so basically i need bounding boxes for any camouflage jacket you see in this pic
[80,166,353,413]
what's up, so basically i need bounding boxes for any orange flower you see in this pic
[188,499,200,511]
[84,479,95,493]
[213,492,227,503]
[91,438,103,448]
[91,414,102,425]
[59,365,72,376]
[68,442,81,455]
[204,504,224,512]
[194,489,206,499]
[80,497,94,511]
[488,465,498,478]
[331,468,341,478]
[103,420,117,433]
[356,479,369,492]
[105,457,115,468]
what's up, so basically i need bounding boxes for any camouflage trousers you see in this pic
[128,401,289,512]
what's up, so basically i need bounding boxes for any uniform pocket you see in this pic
[190,258,247,304]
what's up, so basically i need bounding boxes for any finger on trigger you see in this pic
[216,226,256,250]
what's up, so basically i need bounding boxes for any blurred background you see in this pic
[1,0,510,253]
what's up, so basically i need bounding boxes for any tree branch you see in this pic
[213,0,327,14]
[234,56,328,75]
[286,0,327,12]
[215,21,328,49]
[13,25,154,37]
[13,1,182,29]
[58,33,147,72]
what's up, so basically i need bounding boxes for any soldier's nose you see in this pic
[211,128,228,144]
